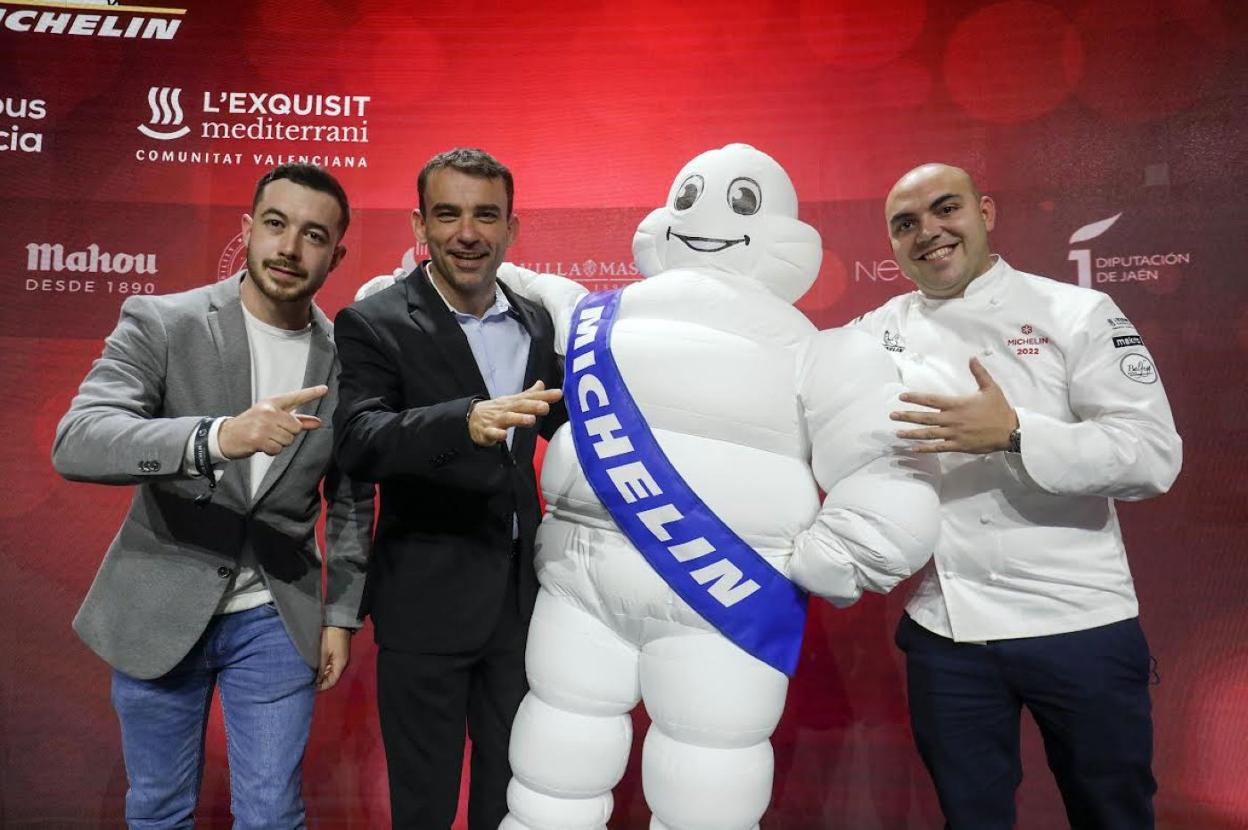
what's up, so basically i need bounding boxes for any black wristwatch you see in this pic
[1006,427,1022,454]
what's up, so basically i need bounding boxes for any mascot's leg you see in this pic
[501,587,640,830]
[639,631,788,830]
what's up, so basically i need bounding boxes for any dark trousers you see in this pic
[896,613,1156,830]
[377,558,528,829]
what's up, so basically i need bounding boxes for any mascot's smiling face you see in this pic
[632,143,823,304]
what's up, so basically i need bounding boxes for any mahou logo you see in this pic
[27,242,157,275]
[138,86,190,140]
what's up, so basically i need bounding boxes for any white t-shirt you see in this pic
[183,304,313,614]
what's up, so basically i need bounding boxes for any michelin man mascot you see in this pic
[468,144,940,830]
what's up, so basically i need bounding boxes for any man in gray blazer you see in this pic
[52,163,373,829]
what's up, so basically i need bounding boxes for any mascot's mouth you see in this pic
[667,226,750,253]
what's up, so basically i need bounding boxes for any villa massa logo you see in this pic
[0,0,185,40]
[138,86,189,140]
[1068,212,1192,288]
[510,259,641,288]
[389,248,640,290]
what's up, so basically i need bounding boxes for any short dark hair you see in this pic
[417,148,514,216]
[252,163,350,236]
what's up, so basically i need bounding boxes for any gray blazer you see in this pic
[52,275,373,680]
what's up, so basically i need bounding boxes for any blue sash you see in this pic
[564,289,807,676]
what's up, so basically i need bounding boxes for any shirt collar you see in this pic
[423,261,515,322]
[240,296,313,337]
[962,254,1006,299]
[914,254,1008,309]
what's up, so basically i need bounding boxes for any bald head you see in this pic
[886,163,980,222]
[884,162,996,299]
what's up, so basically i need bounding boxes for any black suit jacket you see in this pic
[333,266,564,654]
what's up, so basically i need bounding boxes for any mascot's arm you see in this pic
[354,268,406,302]
[354,265,586,356]
[791,328,941,607]
[496,263,585,356]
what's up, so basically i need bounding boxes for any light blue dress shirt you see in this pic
[426,264,532,540]
[425,265,531,447]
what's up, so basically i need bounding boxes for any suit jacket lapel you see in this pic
[206,275,254,501]
[251,304,334,507]
[406,265,490,397]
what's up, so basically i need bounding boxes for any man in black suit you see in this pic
[333,148,564,828]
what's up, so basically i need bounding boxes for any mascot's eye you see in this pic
[727,178,761,215]
[673,175,704,211]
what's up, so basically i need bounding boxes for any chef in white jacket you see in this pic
[852,162,1182,830]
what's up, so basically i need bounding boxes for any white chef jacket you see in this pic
[851,257,1182,642]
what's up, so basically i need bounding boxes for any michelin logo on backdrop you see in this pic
[0,1,184,40]
[135,86,371,168]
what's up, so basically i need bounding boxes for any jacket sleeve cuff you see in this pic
[323,607,365,630]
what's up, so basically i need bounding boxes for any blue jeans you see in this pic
[896,614,1156,830]
[111,602,316,829]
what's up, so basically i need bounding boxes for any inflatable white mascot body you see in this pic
[487,144,940,829]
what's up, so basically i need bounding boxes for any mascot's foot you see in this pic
[500,816,607,830]
[504,777,612,830]
[650,819,758,830]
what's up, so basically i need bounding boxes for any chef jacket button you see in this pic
[982,349,994,357]
[217,566,232,578]
[979,515,991,525]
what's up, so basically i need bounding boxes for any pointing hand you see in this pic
[218,385,329,459]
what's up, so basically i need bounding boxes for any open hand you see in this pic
[890,358,1018,454]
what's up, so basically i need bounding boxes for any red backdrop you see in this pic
[1,0,1245,827]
